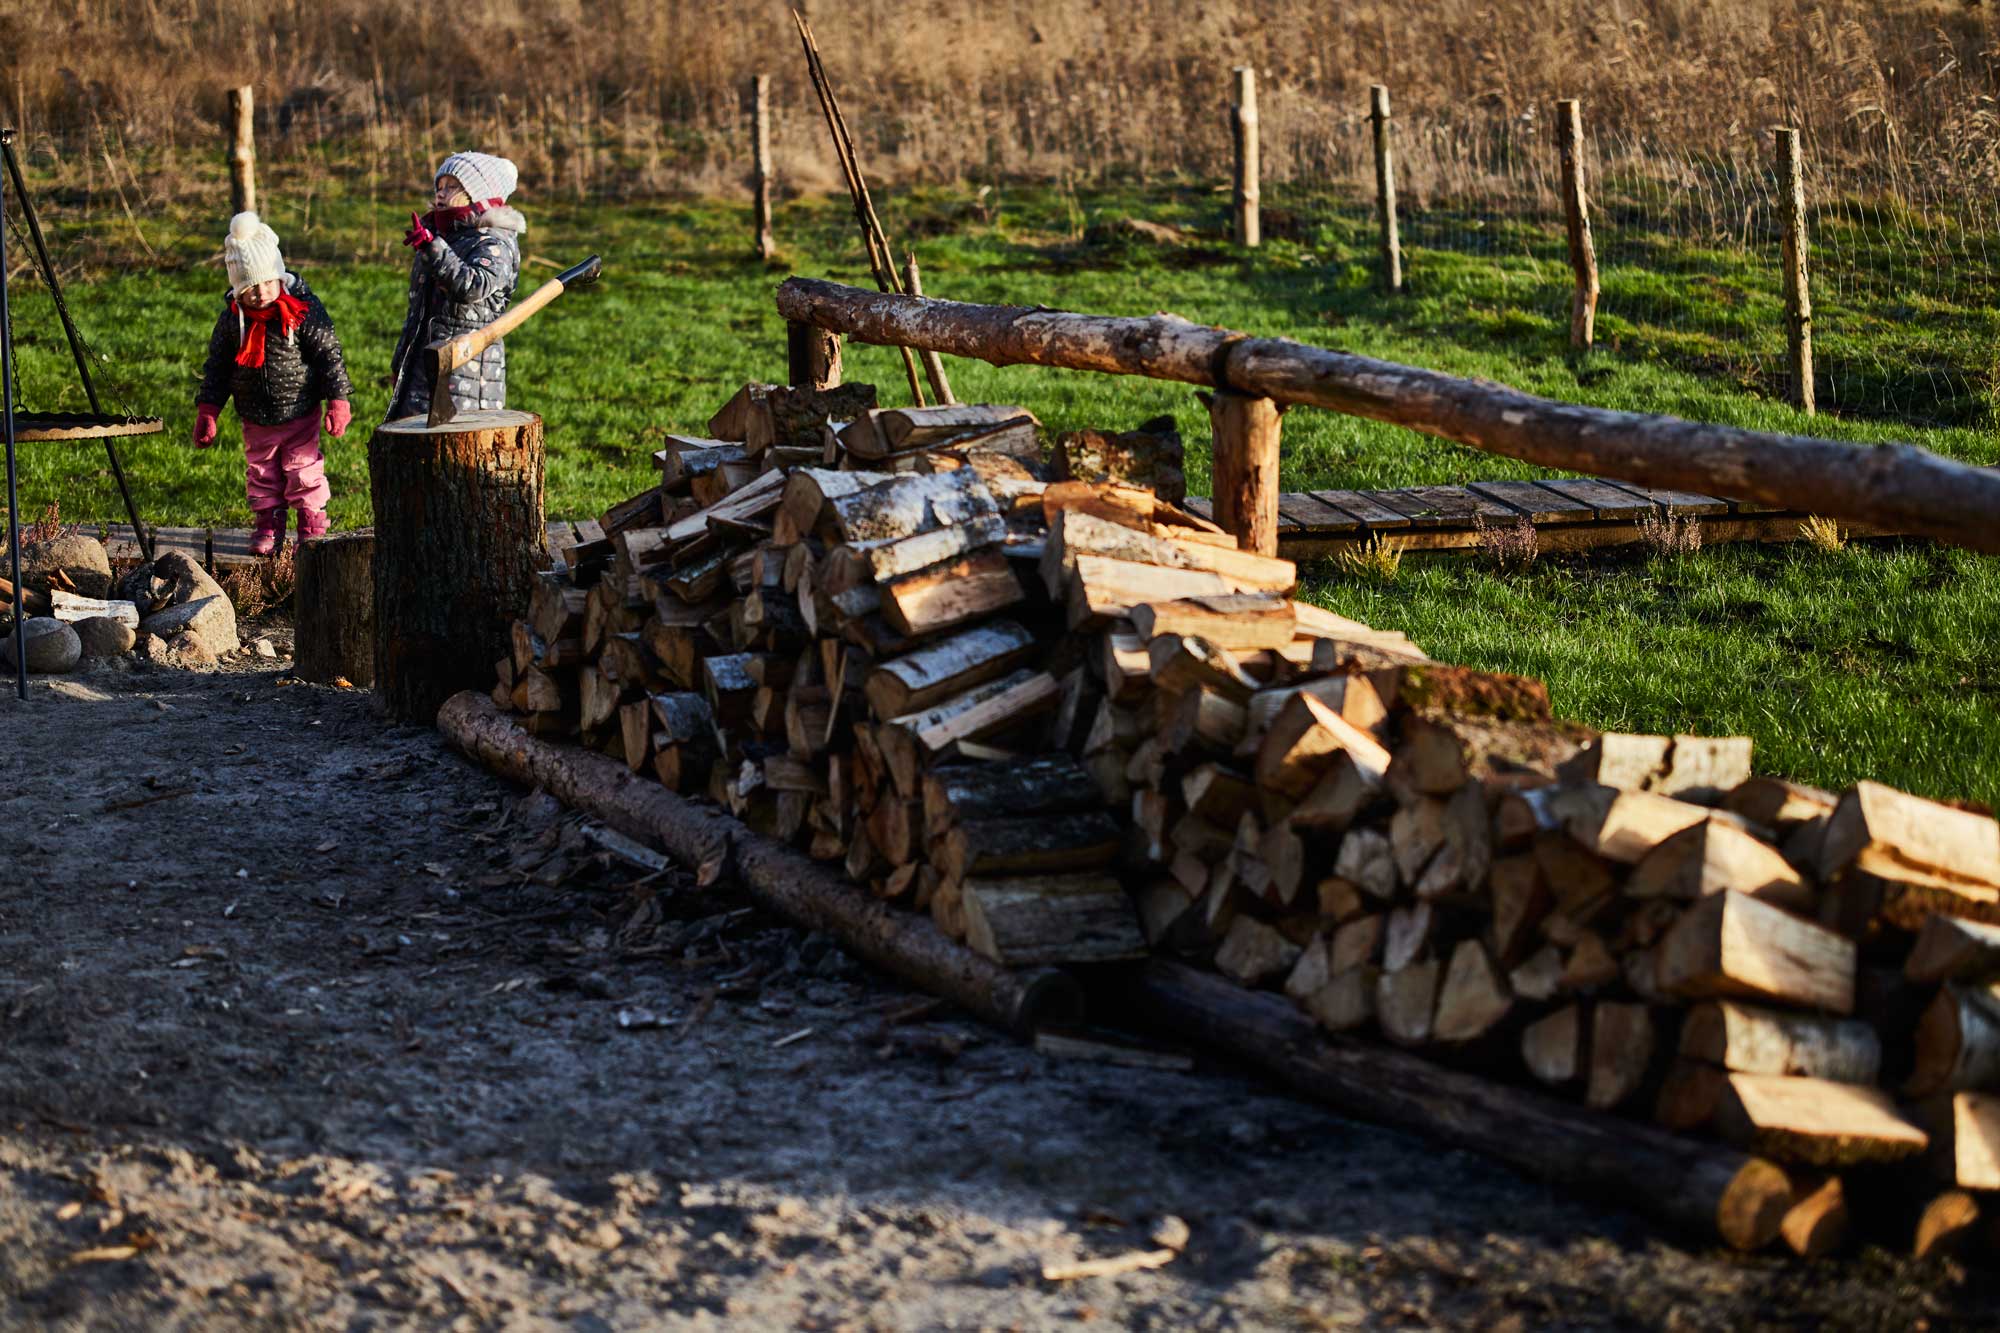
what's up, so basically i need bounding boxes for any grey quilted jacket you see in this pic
[196,274,354,427]
[387,205,526,421]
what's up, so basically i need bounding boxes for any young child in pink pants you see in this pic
[194,212,355,556]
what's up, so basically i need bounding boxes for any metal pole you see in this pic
[2,139,26,699]
[0,131,152,559]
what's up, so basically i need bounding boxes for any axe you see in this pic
[425,254,603,427]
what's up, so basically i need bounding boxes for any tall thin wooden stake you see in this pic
[1369,85,1403,293]
[1777,127,1816,415]
[1231,67,1260,248]
[751,75,775,261]
[227,85,256,216]
[902,253,955,405]
[1203,389,1282,556]
[1557,99,1598,349]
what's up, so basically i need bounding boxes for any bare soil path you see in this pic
[0,625,1990,1331]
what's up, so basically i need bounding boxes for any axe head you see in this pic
[426,354,460,428]
[557,254,603,288]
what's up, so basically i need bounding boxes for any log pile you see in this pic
[484,376,2000,1260]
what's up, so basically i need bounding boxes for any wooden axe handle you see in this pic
[432,276,567,381]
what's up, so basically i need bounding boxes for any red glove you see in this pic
[325,399,352,438]
[192,403,220,448]
[404,211,435,249]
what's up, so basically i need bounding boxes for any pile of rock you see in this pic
[2,533,242,675]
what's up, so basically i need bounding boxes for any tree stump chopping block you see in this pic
[369,411,547,723]
[294,528,375,686]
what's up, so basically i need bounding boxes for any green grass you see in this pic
[6,175,1998,802]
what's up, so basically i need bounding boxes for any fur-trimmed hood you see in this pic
[476,205,527,236]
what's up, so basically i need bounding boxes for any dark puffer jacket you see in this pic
[196,274,354,426]
[386,204,525,421]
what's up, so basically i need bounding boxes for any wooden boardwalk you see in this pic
[94,476,1869,574]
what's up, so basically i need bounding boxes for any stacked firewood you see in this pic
[490,377,2000,1259]
[1102,588,2000,1257]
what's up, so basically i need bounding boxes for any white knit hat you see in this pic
[436,151,519,205]
[223,211,285,295]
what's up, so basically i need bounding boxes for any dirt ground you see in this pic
[0,619,1994,1332]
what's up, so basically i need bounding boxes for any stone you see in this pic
[253,637,277,659]
[140,595,240,656]
[73,615,137,658]
[117,552,239,653]
[6,533,112,598]
[137,629,219,672]
[0,617,82,673]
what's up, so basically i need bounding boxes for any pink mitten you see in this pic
[325,399,352,438]
[192,403,220,448]
[404,211,436,249]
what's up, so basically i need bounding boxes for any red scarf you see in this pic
[421,198,506,236]
[232,289,309,369]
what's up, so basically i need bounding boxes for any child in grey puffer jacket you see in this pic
[386,151,525,421]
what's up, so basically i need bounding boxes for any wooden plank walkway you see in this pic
[90,476,1885,574]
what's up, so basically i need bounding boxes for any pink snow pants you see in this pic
[242,412,331,513]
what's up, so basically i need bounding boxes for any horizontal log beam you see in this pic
[437,691,1081,1034]
[775,278,2000,554]
[1138,959,1794,1251]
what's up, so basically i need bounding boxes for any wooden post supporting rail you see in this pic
[772,278,2000,554]
[902,253,955,405]
[1231,67,1260,248]
[1557,99,1598,349]
[1203,389,1282,555]
[1777,128,1816,415]
[227,85,256,216]
[750,74,776,262]
[1370,84,1403,294]
[787,321,843,390]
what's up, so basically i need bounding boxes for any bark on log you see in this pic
[370,411,547,723]
[438,692,1080,1034]
[1139,959,1794,1250]
[773,278,2000,553]
[293,529,374,687]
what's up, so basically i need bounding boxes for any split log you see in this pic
[438,691,1079,1033]
[1713,1072,1929,1167]
[370,411,546,722]
[1130,592,1296,649]
[1522,1004,1583,1086]
[1377,960,1442,1045]
[1780,1176,1849,1259]
[1557,786,1712,863]
[1818,780,2000,892]
[1586,1002,1657,1111]
[1137,960,1794,1249]
[1656,891,1856,1014]
[293,529,375,687]
[1394,714,1580,796]
[775,277,2000,556]
[1255,692,1392,799]
[1055,416,1186,503]
[961,875,1148,968]
[1214,917,1303,987]
[864,621,1037,718]
[937,811,1122,885]
[1304,966,1380,1032]
[1045,510,1295,592]
[1905,983,2000,1098]
[1625,820,1812,913]
[1678,1000,1880,1084]
[879,550,1023,638]
[1724,777,1837,830]
[922,756,1101,840]
[1913,1190,1984,1260]
[1558,734,1753,803]
[1433,939,1513,1044]
[1906,916,2000,986]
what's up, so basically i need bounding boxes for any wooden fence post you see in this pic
[751,74,775,261]
[1369,85,1403,294]
[787,321,843,391]
[1203,389,1282,556]
[902,253,955,405]
[1776,127,1815,415]
[1557,98,1598,349]
[227,85,256,216]
[1231,67,1260,248]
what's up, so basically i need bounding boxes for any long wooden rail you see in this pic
[775,277,2000,556]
